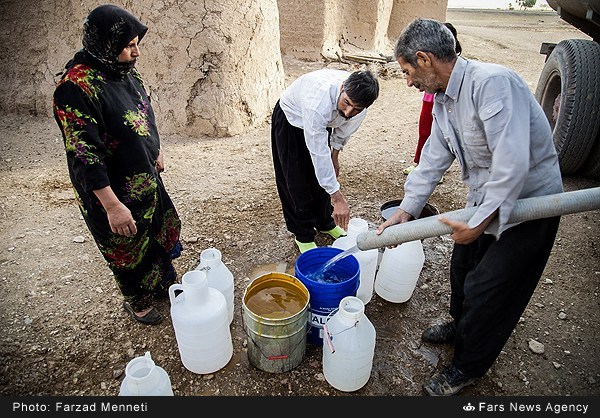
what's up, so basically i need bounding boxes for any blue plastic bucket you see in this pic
[295,247,360,346]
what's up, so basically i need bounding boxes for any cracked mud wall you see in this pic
[276,0,328,60]
[278,0,447,60]
[0,0,65,117]
[0,0,445,136]
[139,0,284,137]
[0,0,283,137]
[387,0,447,47]
[337,0,395,54]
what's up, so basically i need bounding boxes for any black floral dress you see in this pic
[53,63,182,310]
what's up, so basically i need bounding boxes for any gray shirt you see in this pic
[400,57,563,238]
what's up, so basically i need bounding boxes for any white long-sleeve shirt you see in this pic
[401,57,563,238]
[279,68,368,194]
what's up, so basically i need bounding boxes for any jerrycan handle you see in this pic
[168,283,184,305]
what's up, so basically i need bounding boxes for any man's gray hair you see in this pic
[394,18,457,66]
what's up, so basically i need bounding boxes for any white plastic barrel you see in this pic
[169,270,233,374]
[119,352,174,396]
[322,296,376,392]
[374,240,424,303]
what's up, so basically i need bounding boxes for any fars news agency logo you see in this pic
[463,403,476,412]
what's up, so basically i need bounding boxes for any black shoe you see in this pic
[422,320,456,343]
[122,301,164,325]
[423,364,477,396]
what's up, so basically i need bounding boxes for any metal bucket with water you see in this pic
[242,272,309,373]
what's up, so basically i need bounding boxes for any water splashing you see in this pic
[309,246,360,282]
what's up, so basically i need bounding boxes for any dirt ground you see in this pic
[0,9,598,398]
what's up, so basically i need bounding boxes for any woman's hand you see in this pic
[155,148,165,173]
[93,186,137,236]
[106,203,137,237]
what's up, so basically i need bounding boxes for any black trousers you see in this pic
[449,216,561,377]
[271,101,335,242]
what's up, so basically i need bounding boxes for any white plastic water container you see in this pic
[332,218,379,304]
[119,352,174,396]
[374,239,425,303]
[196,247,234,324]
[169,270,233,374]
[322,296,376,392]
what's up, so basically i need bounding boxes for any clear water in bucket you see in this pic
[309,246,360,282]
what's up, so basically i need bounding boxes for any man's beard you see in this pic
[337,109,352,120]
[336,90,352,120]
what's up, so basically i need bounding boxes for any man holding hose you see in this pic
[377,18,563,396]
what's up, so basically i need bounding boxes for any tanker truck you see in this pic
[535,0,600,179]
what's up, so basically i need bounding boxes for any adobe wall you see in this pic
[137,0,284,137]
[387,0,448,47]
[0,0,284,137]
[0,0,447,136]
[277,0,330,60]
[0,0,66,117]
[278,0,448,60]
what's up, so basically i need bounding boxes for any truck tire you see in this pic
[535,39,600,175]
[579,129,600,179]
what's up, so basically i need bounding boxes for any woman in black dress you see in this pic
[53,4,182,325]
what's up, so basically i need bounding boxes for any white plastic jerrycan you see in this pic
[374,239,425,303]
[169,270,233,374]
[119,351,174,396]
[332,218,379,304]
[322,296,376,392]
[196,247,234,324]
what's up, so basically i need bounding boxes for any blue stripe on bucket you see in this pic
[295,247,360,346]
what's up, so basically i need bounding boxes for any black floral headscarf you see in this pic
[64,4,148,79]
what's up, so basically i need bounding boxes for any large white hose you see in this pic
[356,187,600,251]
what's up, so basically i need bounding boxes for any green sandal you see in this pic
[403,165,416,175]
[295,240,317,253]
[320,226,346,239]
